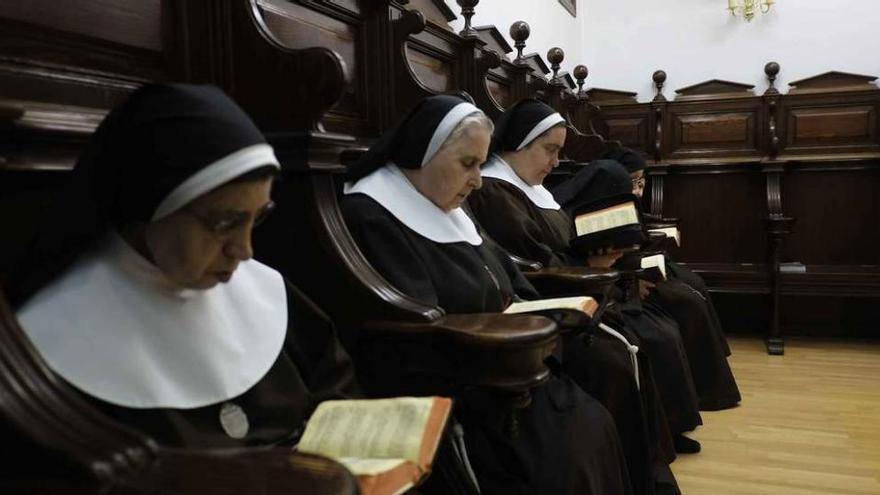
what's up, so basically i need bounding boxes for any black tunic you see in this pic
[645,281,741,411]
[665,259,732,356]
[472,178,739,412]
[86,282,360,448]
[471,180,700,425]
[342,193,633,495]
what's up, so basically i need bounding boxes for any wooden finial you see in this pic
[547,47,565,84]
[764,61,780,95]
[456,0,479,38]
[573,64,589,96]
[510,21,530,64]
[652,70,667,102]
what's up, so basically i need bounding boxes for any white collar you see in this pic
[17,233,288,409]
[344,163,483,246]
[482,155,561,210]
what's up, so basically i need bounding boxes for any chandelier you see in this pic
[728,0,775,22]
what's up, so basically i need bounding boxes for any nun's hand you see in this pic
[639,280,656,300]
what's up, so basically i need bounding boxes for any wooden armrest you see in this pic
[508,253,543,272]
[641,231,674,251]
[113,450,357,495]
[524,266,619,300]
[338,147,368,167]
[643,213,680,227]
[646,231,667,241]
[358,314,559,397]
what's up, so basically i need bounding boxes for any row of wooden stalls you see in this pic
[1,0,878,491]
[0,0,627,493]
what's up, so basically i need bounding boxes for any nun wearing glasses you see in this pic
[14,84,360,448]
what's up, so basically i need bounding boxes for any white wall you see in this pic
[444,0,589,74]
[581,0,880,101]
[447,0,880,102]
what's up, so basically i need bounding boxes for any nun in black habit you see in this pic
[14,84,360,448]
[341,94,633,495]
[468,99,703,445]
[601,147,740,411]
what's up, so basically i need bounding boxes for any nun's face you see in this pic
[406,125,490,212]
[630,170,646,198]
[510,125,566,186]
[142,178,274,289]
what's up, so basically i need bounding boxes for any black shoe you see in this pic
[674,434,701,454]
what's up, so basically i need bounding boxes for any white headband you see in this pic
[421,102,483,167]
[152,143,280,221]
[516,112,566,151]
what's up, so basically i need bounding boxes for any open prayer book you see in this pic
[571,197,646,254]
[648,227,680,247]
[505,296,599,327]
[297,397,452,495]
[505,296,598,316]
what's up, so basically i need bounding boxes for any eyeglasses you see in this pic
[184,201,276,236]
[631,177,646,188]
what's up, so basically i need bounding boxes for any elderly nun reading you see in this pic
[14,84,360,448]
[340,93,634,494]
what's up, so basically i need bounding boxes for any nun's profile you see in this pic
[14,84,359,448]
[340,94,634,494]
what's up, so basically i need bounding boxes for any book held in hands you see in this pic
[570,194,646,255]
[297,396,452,495]
[505,296,599,328]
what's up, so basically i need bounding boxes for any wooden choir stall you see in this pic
[0,0,613,491]
[0,0,877,492]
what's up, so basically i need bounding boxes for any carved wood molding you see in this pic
[473,25,513,54]
[586,88,638,105]
[788,71,879,95]
[674,79,755,102]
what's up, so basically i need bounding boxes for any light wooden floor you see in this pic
[671,336,880,495]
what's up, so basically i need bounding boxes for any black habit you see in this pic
[342,192,633,495]
[86,282,359,448]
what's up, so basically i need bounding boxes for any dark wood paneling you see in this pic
[255,0,367,134]
[0,0,169,176]
[606,117,648,149]
[781,168,880,265]
[592,105,652,155]
[678,112,752,145]
[258,1,358,70]
[783,102,879,153]
[0,1,161,50]
[485,77,512,109]
[663,171,766,263]
[666,101,763,160]
[405,45,454,92]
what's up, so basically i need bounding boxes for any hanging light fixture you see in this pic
[728,0,775,22]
